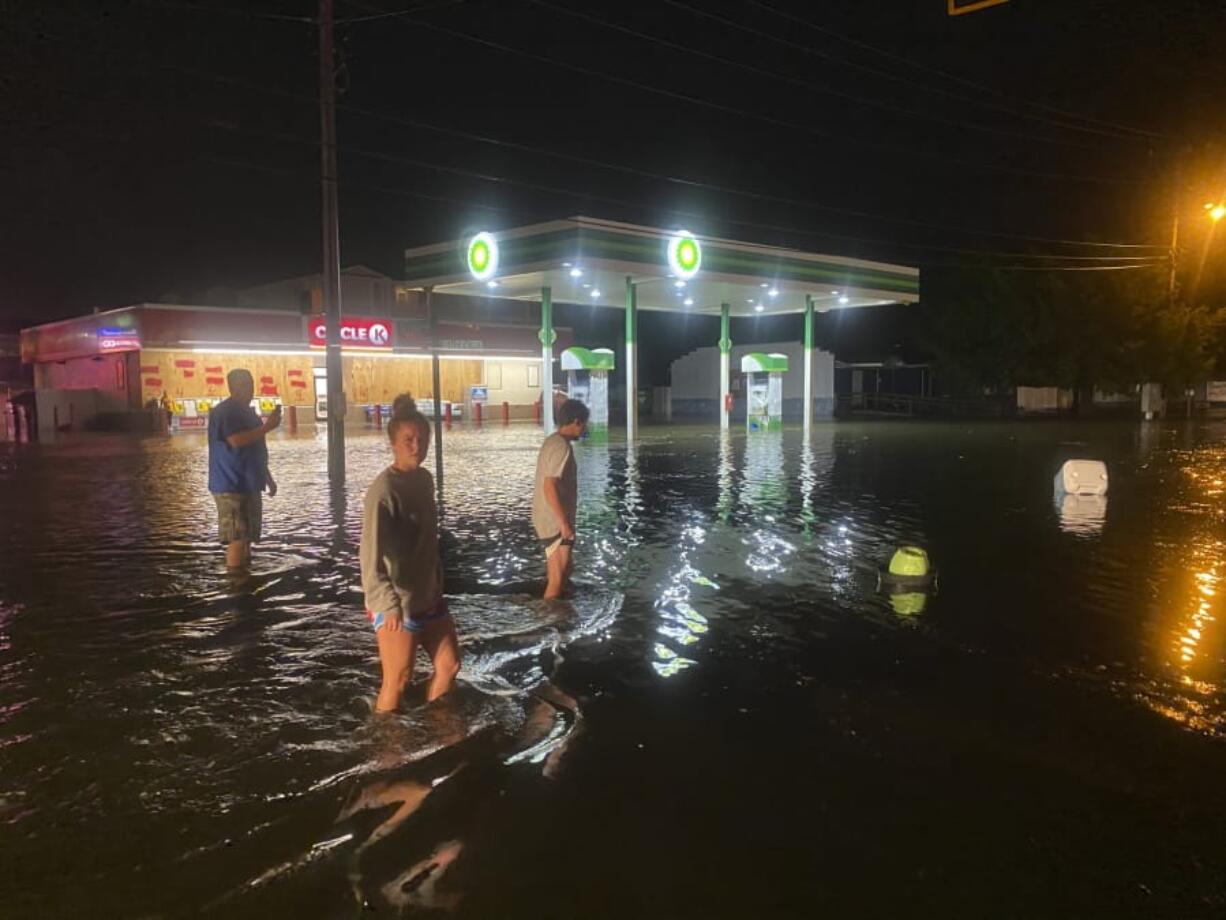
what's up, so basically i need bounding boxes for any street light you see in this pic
[1206,202,1226,221]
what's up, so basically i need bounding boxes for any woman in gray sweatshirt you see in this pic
[360,396,459,712]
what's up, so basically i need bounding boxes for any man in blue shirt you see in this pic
[208,368,281,568]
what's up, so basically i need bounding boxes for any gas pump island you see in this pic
[741,352,788,432]
[561,346,615,441]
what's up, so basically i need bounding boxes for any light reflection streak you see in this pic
[717,430,734,524]
[651,486,715,678]
[741,434,793,574]
[1138,530,1225,734]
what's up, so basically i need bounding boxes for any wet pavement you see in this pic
[2,420,1225,917]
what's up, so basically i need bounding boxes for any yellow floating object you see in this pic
[888,546,930,579]
[890,592,928,616]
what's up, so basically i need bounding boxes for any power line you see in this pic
[388,16,1149,186]
[530,0,1111,153]
[332,0,463,24]
[4,26,1167,258]
[135,0,315,23]
[29,12,1155,256]
[200,158,1165,271]
[742,0,1167,142]
[338,97,1168,252]
[10,96,1165,273]
[12,11,1166,251]
[191,106,1165,263]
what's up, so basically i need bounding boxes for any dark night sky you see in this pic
[4,0,1226,369]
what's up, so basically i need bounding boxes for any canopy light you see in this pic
[666,230,702,280]
[569,267,583,279]
[466,231,498,281]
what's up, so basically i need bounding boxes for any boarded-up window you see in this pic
[486,362,503,389]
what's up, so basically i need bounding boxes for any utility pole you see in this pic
[319,0,345,483]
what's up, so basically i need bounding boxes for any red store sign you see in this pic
[308,317,393,350]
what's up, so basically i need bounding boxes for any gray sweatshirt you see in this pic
[360,465,443,618]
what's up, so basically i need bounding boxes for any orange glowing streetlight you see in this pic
[1205,202,1226,221]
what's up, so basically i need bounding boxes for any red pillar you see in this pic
[372,403,382,431]
[444,401,453,426]
[533,400,542,425]
[502,401,510,425]
[288,404,299,433]
[474,402,482,425]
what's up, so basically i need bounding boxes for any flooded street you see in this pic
[3,420,1226,917]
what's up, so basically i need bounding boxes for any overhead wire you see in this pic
[9,6,1162,252]
[19,6,1167,251]
[332,0,464,24]
[7,95,1165,275]
[31,80,1163,266]
[10,9,1172,269]
[742,0,1167,142]
[133,0,315,23]
[528,0,1111,153]
[361,12,1149,185]
[170,57,1165,251]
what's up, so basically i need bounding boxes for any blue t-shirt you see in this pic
[208,398,268,494]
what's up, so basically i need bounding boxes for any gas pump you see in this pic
[740,352,788,432]
[561,346,615,442]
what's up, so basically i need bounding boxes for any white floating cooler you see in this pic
[1054,459,1108,496]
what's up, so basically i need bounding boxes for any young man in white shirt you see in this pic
[532,399,589,599]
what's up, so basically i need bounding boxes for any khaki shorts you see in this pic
[213,492,262,544]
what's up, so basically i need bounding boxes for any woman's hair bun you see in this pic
[391,393,418,417]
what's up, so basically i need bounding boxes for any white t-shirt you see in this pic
[531,432,576,539]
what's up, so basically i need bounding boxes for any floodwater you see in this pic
[2,420,1226,918]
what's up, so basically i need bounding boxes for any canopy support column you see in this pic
[541,286,555,433]
[719,302,731,430]
[625,276,638,441]
[803,294,815,434]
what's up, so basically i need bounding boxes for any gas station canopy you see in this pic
[403,216,919,315]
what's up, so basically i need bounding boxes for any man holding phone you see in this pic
[208,368,281,569]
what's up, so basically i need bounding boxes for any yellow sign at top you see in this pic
[948,0,1010,15]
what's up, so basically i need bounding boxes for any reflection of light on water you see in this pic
[1176,566,1219,669]
[576,443,619,583]
[651,505,715,678]
[741,434,795,574]
[799,439,816,537]
[1056,492,1107,536]
[1139,538,1224,734]
[652,642,696,677]
[717,431,733,523]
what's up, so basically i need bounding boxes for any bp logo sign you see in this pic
[466,231,499,280]
[667,230,702,280]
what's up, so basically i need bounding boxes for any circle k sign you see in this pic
[309,318,393,349]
